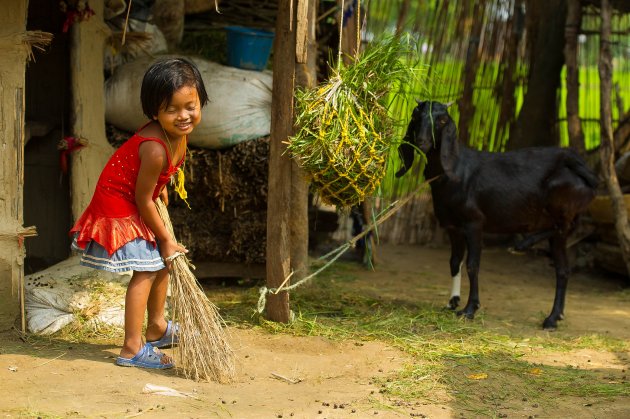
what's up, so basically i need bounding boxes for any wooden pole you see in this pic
[69,2,113,220]
[565,0,584,152]
[291,0,316,282]
[598,0,630,277]
[458,1,484,147]
[266,0,298,323]
[0,0,28,332]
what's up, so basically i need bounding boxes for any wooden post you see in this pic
[565,0,584,152]
[266,0,298,322]
[598,0,630,277]
[69,2,113,220]
[0,0,28,331]
[291,0,316,281]
[338,0,359,63]
[395,0,411,36]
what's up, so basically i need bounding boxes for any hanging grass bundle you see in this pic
[288,36,419,209]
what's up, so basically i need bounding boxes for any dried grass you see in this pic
[155,199,236,382]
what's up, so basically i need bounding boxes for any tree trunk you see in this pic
[266,0,298,323]
[508,0,567,150]
[598,0,630,277]
[565,0,584,152]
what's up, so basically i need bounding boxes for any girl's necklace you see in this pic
[160,125,183,162]
[160,124,190,208]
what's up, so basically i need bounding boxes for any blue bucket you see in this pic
[225,26,275,71]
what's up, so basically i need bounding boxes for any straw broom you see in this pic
[155,198,236,382]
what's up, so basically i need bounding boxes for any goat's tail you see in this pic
[565,153,599,189]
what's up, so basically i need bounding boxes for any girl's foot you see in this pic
[148,320,179,349]
[116,343,174,369]
[145,319,169,343]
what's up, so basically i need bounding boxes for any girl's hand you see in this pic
[160,239,188,270]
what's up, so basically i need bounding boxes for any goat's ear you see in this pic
[395,142,416,178]
[439,120,459,179]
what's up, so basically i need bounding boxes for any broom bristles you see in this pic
[155,199,236,382]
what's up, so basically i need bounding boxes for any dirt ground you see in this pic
[0,243,629,418]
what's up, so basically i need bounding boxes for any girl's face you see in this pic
[155,85,202,140]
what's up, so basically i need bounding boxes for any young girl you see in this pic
[70,57,208,369]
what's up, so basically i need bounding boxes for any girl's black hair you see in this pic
[140,57,209,119]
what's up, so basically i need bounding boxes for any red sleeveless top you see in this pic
[70,130,185,256]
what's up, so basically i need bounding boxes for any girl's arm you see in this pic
[159,185,169,205]
[136,141,186,267]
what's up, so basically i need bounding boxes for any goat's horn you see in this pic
[445,101,455,108]
[415,98,422,104]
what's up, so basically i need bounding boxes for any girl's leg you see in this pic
[120,270,171,365]
[145,267,169,342]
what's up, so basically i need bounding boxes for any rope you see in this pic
[256,176,438,314]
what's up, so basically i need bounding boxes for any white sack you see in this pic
[105,55,272,149]
[25,256,131,335]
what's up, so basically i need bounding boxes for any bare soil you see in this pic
[1,243,629,418]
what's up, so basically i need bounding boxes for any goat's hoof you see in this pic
[446,296,460,310]
[456,309,475,320]
[542,318,558,331]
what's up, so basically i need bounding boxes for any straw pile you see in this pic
[288,36,418,209]
[155,198,236,382]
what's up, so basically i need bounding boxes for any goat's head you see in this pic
[395,100,458,178]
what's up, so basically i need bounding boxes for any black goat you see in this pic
[396,101,598,330]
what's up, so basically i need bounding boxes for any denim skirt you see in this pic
[72,236,166,273]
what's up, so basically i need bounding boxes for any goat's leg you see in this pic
[447,230,466,310]
[543,234,570,330]
[457,227,482,319]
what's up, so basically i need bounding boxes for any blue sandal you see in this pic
[148,320,179,349]
[116,343,174,369]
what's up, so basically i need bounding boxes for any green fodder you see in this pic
[288,35,423,209]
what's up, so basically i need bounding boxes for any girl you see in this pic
[71,57,208,369]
